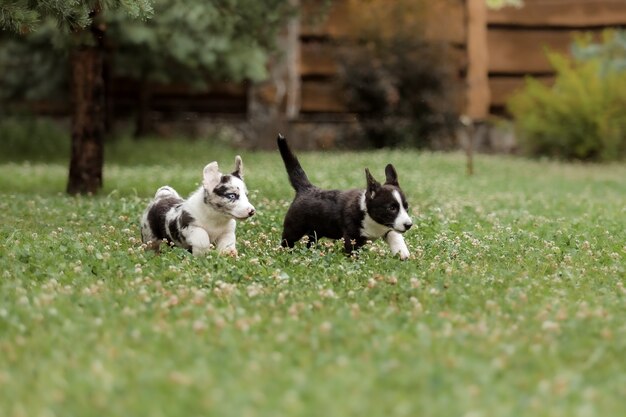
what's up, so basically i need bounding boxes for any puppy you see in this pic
[277,134,412,260]
[140,156,255,256]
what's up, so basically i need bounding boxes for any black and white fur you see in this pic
[140,156,255,256]
[277,134,412,260]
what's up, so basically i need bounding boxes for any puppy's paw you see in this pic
[220,247,238,258]
[397,247,410,261]
[143,240,162,253]
[192,245,212,257]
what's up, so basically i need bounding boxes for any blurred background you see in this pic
[1,0,625,193]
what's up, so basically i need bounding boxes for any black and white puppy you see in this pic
[277,134,412,260]
[140,156,255,256]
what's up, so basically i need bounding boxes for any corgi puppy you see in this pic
[141,156,255,256]
[277,134,412,259]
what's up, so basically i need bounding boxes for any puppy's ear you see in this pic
[203,162,221,191]
[232,155,244,179]
[365,168,381,198]
[384,164,399,186]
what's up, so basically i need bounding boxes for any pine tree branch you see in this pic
[0,1,40,33]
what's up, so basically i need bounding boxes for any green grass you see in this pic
[1,138,625,417]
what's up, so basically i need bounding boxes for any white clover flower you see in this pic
[191,291,206,306]
[122,307,136,317]
[246,284,264,298]
[192,320,207,333]
[319,288,337,299]
[168,371,192,386]
[213,316,227,329]
[541,320,560,333]
[235,318,250,332]
[276,292,287,304]
[485,300,498,311]
[213,281,236,298]
[288,303,302,317]
[319,321,332,334]
[410,297,423,313]
[165,295,179,308]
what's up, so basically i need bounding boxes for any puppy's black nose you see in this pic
[404,223,413,230]
[248,208,256,217]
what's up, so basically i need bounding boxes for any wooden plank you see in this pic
[302,0,466,44]
[301,0,349,38]
[489,75,554,106]
[423,0,466,44]
[300,80,346,113]
[300,42,467,80]
[488,0,626,27]
[449,45,469,73]
[110,78,247,96]
[466,0,490,119]
[488,28,581,73]
[300,42,337,77]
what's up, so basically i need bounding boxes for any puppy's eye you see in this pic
[403,203,408,210]
[225,193,238,201]
[388,204,398,212]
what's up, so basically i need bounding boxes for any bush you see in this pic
[508,31,626,161]
[335,0,460,149]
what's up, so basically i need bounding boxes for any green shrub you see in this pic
[335,0,460,149]
[508,31,626,161]
[337,39,458,149]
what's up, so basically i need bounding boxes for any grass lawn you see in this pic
[1,138,625,416]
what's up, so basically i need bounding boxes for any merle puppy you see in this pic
[277,134,412,259]
[141,156,255,256]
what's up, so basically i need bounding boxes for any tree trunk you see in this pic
[103,44,114,135]
[67,8,106,195]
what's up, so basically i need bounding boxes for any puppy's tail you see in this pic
[154,186,181,200]
[277,133,313,193]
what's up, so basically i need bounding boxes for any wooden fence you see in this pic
[22,0,626,145]
[485,0,626,114]
[297,0,468,115]
[294,0,626,120]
